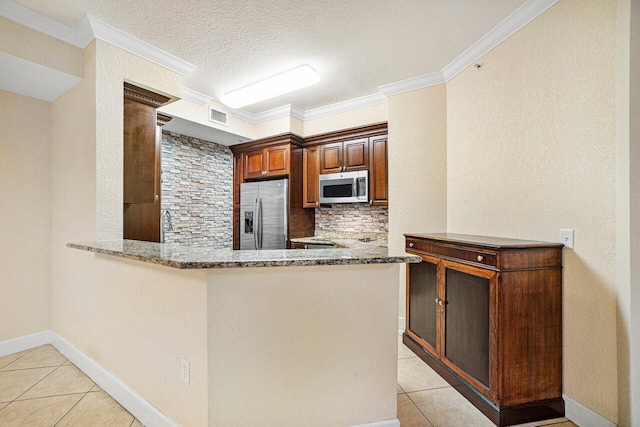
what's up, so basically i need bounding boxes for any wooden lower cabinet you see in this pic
[404,233,564,427]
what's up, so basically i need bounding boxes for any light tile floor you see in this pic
[0,340,577,426]
[0,345,142,426]
[396,329,578,427]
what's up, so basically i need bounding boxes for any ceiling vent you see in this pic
[209,107,228,126]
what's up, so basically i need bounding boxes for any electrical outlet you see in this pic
[560,229,574,249]
[181,359,190,384]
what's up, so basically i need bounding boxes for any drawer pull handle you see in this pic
[477,255,484,262]
[409,243,414,248]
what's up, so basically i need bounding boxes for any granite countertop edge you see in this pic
[67,241,420,269]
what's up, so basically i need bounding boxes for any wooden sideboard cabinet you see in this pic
[403,233,564,427]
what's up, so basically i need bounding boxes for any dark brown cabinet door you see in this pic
[123,98,158,204]
[264,145,289,177]
[408,260,439,355]
[243,150,264,180]
[319,142,343,174]
[302,147,320,208]
[369,135,388,205]
[443,267,491,388]
[343,138,369,171]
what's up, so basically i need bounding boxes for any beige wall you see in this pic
[207,264,399,426]
[628,0,640,424]
[50,40,209,425]
[446,0,618,422]
[94,40,182,239]
[0,90,52,342]
[615,0,632,425]
[0,17,83,77]
[387,85,448,318]
[303,103,388,137]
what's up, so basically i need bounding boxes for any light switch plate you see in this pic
[560,229,574,249]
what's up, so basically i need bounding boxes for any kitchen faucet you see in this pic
[160,209,173,243]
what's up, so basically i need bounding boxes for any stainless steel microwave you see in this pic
[318,170,368,204]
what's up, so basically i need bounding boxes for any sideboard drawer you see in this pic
[405,238,497,268]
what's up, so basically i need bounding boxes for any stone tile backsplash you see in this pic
[161,131,233,247]
[315,204,388,233]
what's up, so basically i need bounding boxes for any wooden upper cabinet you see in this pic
[369,135,388,205]
[319,142,343,174]
[243,149,264,180]
[123,83,170,243]
[123,83,169,205]
[264,144,289,176]
[343,138,369,171]
[303,147,320,208]
[319,139,368,174]
[242,144,290,180]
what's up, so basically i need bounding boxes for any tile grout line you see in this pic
[13,391,88,403]
[404,390,435,427]
[12,363,64,402]
[405,385,452,394]
[54,391,89,427]
[0,347,40,371]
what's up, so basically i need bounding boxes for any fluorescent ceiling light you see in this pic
[220,65,320,109]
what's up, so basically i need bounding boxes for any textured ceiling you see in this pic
[15,0,527,113]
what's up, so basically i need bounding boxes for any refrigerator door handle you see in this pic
[253,197,259,250]
[258,197,264,249]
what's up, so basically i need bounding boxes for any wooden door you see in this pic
[319,142,343,174]
[302,147,320,208]
[264,144,290,177]
[406,255,440,358]
[440,260,497,400]
[243,149,264,180]
[369,135,388,205]
[343,138,369,171]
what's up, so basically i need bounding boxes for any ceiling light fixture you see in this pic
[219,65,320,109]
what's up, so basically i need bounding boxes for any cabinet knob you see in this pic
[369,200,373,205]
[155,194,159,202]
[304,245,308,249]
[409,243,414,248]
[477,255,484,262]
[435,298,439,304]
[316,202,320,207]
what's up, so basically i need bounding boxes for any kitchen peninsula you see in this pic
[67,240,419,426]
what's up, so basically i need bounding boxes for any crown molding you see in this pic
[0,0,85,47]
[182,87,212,106]
[231,104,305,124]
[303,92,387,120]
[442,0,560,81]
[378,71,445,97]
[85,15,195,76]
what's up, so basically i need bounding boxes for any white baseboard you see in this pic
[563,394,617,427]
[351,418,400,427]
[0,330,178,427]
[0,330,52,357]
[50,332,179,427]
[398,316,405,330]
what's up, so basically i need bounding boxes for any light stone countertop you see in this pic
[67,240,420,269]
[290,231,388,249]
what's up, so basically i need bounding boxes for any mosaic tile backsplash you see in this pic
[161,131,233,247]
[315,204,388,233]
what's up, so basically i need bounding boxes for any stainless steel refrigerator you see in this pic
[240,179,288,250]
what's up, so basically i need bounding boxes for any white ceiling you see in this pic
[12,0,528,113]
[162,115,251,146]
